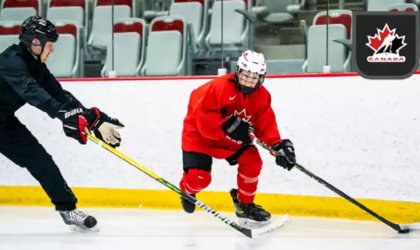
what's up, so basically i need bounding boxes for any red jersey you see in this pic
[182,74,282,159]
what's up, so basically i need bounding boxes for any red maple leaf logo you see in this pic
[366,24,395,52]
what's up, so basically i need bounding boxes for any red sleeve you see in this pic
[196,82,228,141]
[252,90,281,147]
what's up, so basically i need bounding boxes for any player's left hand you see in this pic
[84,107,124,148]
[273,139,296,171]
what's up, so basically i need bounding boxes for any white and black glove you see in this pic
[273,139,296,171]
[56,101,89,144]
[84,107,124,148]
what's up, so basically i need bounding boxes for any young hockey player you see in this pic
[0,16,123,231]
[179,50,296,225]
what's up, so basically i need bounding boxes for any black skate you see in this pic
[181,194,196,214]
[230,189,271,227]
[59,209,99,232]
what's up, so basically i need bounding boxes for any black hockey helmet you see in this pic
[19,16,58,56]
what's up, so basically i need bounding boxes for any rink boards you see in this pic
[0,72,419,223]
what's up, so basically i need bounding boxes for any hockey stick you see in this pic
[252,136,420,234]
[84,129,288,238]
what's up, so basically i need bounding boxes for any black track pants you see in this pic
[0,116,77,211]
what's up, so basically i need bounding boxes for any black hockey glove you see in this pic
[273,139,296,171]
[56,101,89,144]
[84,107,124,148]
[221,116,252,144]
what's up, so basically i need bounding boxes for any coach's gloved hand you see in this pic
[84,107,124,148]
[56,101,89,144]
[222,116,252,144]
[273,139,296,171]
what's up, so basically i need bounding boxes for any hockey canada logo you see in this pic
[38,19,46,26]
[353,12,419,79]
[366,23,406,63]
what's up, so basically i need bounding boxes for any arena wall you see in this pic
[0,72,419,223]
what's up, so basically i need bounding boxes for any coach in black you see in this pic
[0,16,124,232]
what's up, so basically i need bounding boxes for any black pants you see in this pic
[182,150,213,173]
[0,116,77,211]
[182,144,252,172]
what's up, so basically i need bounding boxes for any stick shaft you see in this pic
[254,138,402,232]
[86,131,252,238]
[294,162,400,231]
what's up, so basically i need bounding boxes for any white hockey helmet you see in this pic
[234,50,267,94]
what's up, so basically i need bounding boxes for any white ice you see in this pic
[0,206,419,250]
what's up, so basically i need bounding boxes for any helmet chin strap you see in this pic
[29,39,46,61]
[238,85,258,94]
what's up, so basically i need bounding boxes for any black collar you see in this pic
[17,42,39,64]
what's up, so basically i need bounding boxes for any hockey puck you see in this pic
[398,229,410,234]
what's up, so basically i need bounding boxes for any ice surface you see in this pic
[0,206,419,250]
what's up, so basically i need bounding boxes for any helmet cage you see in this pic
[234,66,266,94]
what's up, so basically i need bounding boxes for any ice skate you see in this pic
[59,209,100,232]
[230,189,271,227]
[181,194,196,214]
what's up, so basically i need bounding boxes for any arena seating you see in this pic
[88,0,132,48]
[303,10,352,73]
[367,0,406,11]
[101,18,146,77]
[141,16,188,76]
[0,21,21,52]
[0,0,418,77]
[46,0,88,43]
[389,2,419,11]
[46,20,82,78]
[1,0,39,21]
[169,0,208,50]
[0,19,81,78]
[205,0,250,51]
[256,0,304,24]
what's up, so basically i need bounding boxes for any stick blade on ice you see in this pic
[250,214,290,239]
[400,223,420,231]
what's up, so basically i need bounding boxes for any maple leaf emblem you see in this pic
[365,23,407,63]
[227,109,252,125]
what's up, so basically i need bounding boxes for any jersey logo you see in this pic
[229,95,237,100]
[227,109,252,125]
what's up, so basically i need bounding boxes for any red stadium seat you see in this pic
[48,21,81,77]
[390,7,415,11]
[0,23,77,39]
[3,0,39,13]
[96,0,132,8]
[314,12,352,39]
[50,0,85,10]
[114,21,144,37]
[56,24,77,38]
[102,18,146,77]
[388,3,418,11]
[0,24,20,35]
[151,19,184,35]
[141,16,187,76]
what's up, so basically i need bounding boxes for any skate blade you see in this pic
[70,224,100,233]
[250,214,291,238]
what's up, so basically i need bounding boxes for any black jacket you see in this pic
[0,42,84,122]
